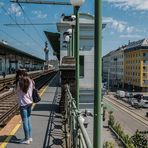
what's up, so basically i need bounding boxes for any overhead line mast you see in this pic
[10,0,71,5]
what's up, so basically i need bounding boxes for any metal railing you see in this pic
[65,84,93,148]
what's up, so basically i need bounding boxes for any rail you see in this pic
[0,70,58,126]
[65,84,93,148]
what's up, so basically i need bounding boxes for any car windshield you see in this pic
[143,96,148,100]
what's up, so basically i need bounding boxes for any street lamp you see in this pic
[114,57,117,89]
[70,0,85,109]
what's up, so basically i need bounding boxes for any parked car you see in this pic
[140,96,148,108]
[116,90,125,99]
[130,97,140,108]
[130,95,148,108]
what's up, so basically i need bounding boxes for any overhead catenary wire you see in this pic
[11,0,71,6]
[0,29,31,49]
[4,23,56,26]
[16,2,45,43]
[1,5,43,48]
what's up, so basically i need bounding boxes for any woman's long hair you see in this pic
[19,76,30,94]
[16,69,30,94]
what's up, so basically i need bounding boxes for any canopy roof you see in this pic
[44,31,60,60]
[0,42,45,62]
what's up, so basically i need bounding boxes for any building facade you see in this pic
[124,39,148,91]
[0,42,44,75]
[103,46,125,89]
[57,13,105,90]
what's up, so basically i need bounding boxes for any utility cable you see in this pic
[0,29,30,49]
[17,2,45,43]
[1,6,43,48]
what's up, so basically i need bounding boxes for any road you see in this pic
[104,95,148,136]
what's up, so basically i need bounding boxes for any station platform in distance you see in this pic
[0,76,67,148]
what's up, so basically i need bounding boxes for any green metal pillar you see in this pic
[69,37,72,56]
[94,0,102,147]
[75,6,80,109]
[72,26,75,57]
[108,68,110,93]
[74,7,76,58]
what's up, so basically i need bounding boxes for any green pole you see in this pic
[69,37,72,56]
[75,6,80,109]
[94,0,102,147]
[72,26,75,57]
[74,7,76,58]
[108,68,110,93]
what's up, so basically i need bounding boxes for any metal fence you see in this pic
[65,84,93,148]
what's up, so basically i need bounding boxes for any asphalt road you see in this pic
[104,96,148,136]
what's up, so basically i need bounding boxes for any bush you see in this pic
[131,130,148,148]
[103,141,115,148]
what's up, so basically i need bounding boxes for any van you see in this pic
[116,90,125,98]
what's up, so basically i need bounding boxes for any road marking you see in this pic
[105,97,148,127]
[0,123,21,148]
[0,84,49,147]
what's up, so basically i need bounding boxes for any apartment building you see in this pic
[124,39,148,91]
[103,46,125,88]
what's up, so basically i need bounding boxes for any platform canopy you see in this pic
[0,42,45,62]
[44,31,60,60]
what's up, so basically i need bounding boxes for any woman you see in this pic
[16,69,34,144]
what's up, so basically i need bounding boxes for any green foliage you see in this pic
[108,111,115,126]
[103,141,115,148]
[108,112,136,148]
[131,130,148,148]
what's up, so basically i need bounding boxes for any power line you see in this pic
[11,0,71,5]
[1,6,43,48]
[16,2,45,42]
[0,29,30,48]
[4,23,56,26]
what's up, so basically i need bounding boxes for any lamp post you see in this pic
[70,0,85,109]
[114,57,117,89]
[94,0,103,147]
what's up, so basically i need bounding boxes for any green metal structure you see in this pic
[94,0,103,148]
[65,84,93,148]
[75,6,80,110]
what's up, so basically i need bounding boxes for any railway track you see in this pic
[0,70,51,92]
[0,70,58,127]
[104,95,148,127]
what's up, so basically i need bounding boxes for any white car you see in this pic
[140,96,148,108]
[130,98,140,108]
[130,96,148,108]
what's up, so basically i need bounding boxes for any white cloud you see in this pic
[32,10,47,19]
[105,0,148,11]
[103,17,134,33]
[8,4,21,16]
[120,34,142,38]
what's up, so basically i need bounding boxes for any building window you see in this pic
[79,55,84,78]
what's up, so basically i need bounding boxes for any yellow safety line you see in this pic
[0,84,49,148]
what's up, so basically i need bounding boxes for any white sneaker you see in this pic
[19,139,30,144]
[29,138,33,142]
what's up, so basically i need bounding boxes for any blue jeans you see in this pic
[20,104,32,140]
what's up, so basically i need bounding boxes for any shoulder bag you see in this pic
[32,80,41,103]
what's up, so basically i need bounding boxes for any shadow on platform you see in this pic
[33,103,59,112]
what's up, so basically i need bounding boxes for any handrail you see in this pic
[65,84,93,148]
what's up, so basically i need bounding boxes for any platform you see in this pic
[0,76,67,148]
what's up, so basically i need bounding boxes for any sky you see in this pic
[0,0,148,60]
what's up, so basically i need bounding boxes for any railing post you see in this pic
[59,56,76,113]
